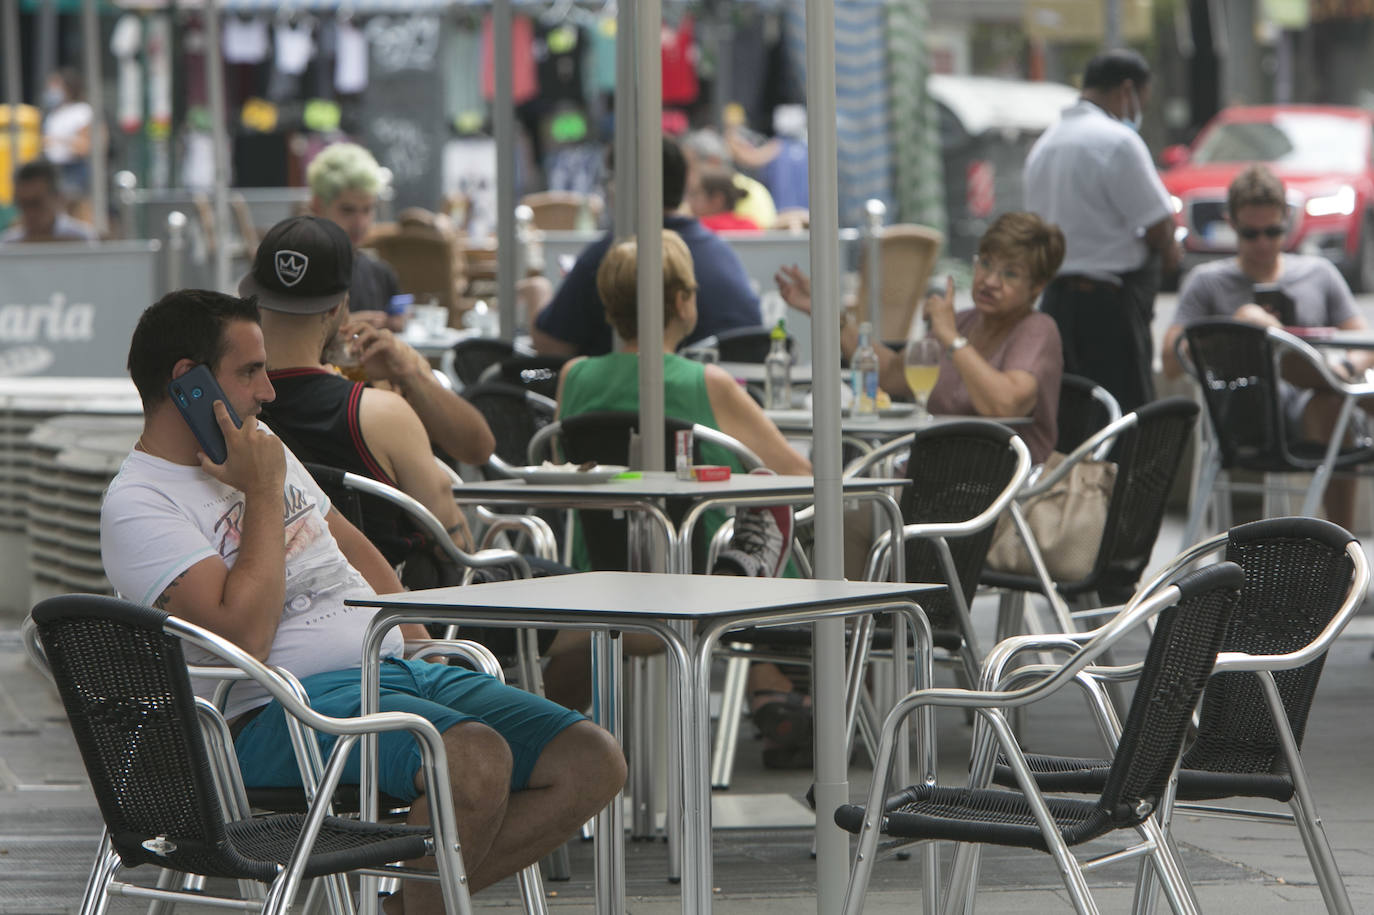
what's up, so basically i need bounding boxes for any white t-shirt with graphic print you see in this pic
[100,436,404,720]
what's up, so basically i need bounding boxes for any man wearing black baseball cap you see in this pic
[246,215,495,559]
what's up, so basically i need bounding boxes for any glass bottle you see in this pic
[763,319,792,409]
[851,321,880,421]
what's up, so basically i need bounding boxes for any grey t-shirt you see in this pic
[1173,254,1358,328]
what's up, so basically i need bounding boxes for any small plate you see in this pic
[517,464,629,484]
[879,402,917,417]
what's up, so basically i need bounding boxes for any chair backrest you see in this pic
[548,410,760,571]
[900,421,1024,629]
[30,594,275,880]
[1097,562,1241,827]
[1182,320,1289,469]
[854,224,944,342]
[451,338,517,387]
[482,355,571,401]
[1091,396,1200,601]
[1056,373,1121,456]
[462,381,557,477]
[365,215,460,314]
[684,325,796,364]
[519,190,602,230]
[1180,517,1358,775]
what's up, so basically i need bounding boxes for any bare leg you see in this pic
[396,720,624,912]
[540,630,664,712]
[399,721,513,914]
[1303,393,1357,531]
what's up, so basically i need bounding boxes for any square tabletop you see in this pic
[453,470,907,501]
[348,571,939,620]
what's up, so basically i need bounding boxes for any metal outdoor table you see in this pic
[451,470,909,576]
[350,572,939,915]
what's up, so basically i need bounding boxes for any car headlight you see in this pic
[1305,185,1357,217]
[1169,194,1183,214]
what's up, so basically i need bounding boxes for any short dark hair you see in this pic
[14,159,60,196]
[605,137,688,212]
[127,290,261,408]
[663,136,687,211]
[1082,49,1152,91]
[1227,164,1287,217]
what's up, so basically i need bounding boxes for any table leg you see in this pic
[593,630,626,915]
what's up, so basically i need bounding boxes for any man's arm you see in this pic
[154,405,288,659]
[356,387,476,552]
[1144,216,1181,274]
[325,506,429,642]
[531,324,579,356]
[348,321,495,466]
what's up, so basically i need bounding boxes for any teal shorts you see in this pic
[234,658,585,802]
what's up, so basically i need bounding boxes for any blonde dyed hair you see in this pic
[307,143,385,205]
[596,230,697,342]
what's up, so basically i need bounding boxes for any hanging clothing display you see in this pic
[887,1,946,232]
[222,15,270,65]
[335,19,369,95]
[482,13,537,105]
[661,14,699,107]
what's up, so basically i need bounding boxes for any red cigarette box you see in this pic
[692,465,731,482]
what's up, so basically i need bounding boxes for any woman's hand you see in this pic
[773,264,813,315]
[926,275,958,347]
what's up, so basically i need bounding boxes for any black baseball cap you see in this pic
[238,215,354,314]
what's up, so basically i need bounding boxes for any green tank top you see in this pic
[560,352,744,569]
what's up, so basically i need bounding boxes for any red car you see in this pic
[1161,104,1374,291]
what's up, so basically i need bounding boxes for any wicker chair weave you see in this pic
[33,595,436,884]
[982,397,1198,603]
[1185,320,1374,471]
[899,421,1021,635]
[1055,374,1115,455]
[451,338,516,386]
[463,381,556,474]
[1178,520,1353,790]
[991,518,1351,805]
[840,564,1239,854]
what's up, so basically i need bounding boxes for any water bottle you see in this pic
[851,321,880,421]
[763,319,792,409]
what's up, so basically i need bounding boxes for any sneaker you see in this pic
[718,470,794,578]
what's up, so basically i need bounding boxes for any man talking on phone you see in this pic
[1163,164,1374,530]
[100,289,625,913]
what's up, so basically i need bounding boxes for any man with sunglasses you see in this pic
[1024,48,1178,414]
[1163,164,1374,530]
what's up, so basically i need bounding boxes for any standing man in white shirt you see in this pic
[1024,49,1179,413]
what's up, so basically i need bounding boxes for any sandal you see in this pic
[750,689,813,747]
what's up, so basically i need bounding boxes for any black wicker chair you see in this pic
[836,562,1244,915]
[985,517,1366,914]
[479,354,571,401]
[851,420,1034,685]
[982,397,1200,635]
[461,380,558,479]
[681,324,796,363]
[29,594,471,915]
[1178,320,1374,547]
[1056,372,1121,455]
[451,337,518,387]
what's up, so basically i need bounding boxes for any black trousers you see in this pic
[1040,262,1158,414]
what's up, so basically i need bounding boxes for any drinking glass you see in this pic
[903,335,942,418]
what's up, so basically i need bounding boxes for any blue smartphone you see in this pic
[168,364,241,464]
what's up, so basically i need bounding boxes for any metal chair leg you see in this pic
[710,654,750,790]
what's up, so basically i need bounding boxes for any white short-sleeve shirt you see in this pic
[100,436,404,719]
[1024,99,1173,281]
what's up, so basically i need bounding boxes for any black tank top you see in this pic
[261,368,423,564]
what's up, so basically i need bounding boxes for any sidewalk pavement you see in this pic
[3,519,1372,913]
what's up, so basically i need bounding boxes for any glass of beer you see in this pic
[903,335,942,418]
[325,332,368,383]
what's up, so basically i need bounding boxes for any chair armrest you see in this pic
[405,638,505,679]
[475,507,558,561]
[1268,326,1374,397]
[843,432,916,479]
[527,421,561,465]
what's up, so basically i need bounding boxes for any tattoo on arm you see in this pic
[152,568,190,611]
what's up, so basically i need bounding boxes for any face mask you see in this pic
[42,86,66,109]
[1121,85,1143,132]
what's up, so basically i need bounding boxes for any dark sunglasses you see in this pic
[1237,225,1285,240]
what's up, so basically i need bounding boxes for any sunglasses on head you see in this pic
[1237,225,1284,240]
